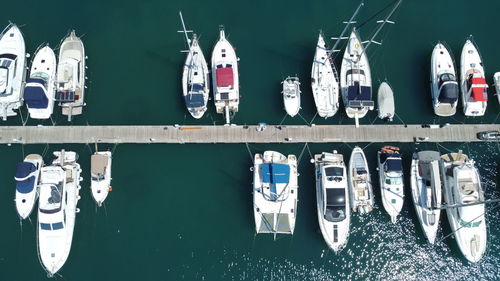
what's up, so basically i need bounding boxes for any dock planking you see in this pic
[0,124,498,144]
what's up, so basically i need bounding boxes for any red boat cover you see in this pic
[216,67,234,87]
[471,77,488,102]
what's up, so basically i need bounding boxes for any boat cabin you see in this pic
[24,77,49,109]
[0,54,17,96]
[325,188,346,222]
[437,73,459,104]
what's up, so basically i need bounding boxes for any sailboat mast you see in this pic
[178,11,191,48]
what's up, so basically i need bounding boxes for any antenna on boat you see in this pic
[356,0,402,61]
[178,11,193,51]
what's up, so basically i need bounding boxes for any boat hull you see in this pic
[311,33,338,118]
[283,77,301,117]
[26,46,57,119]
[182,37,209,119]
[348,147,374,213]
[430,43,458,116]
[91,151,112,206]
[460,40,487,117]
[15,154,43,219]
[377,82,395,121]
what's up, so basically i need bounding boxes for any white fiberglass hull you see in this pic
[282,77,300,117]
[182,36,209,119]
[348,147,374,213]
[311,33,338,118]
[15,154,43,219]
[377,82,395,121]
[493,72,500,106]
[26,46,57,119]
[430,43,458,116]
[0,24,26,120]
[460,40,487,117]
[91,151,112,207]
[377,150,404,223]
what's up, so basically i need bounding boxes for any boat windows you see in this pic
[385,176,402,185]
[0,67,9,94]
[40,223,51,230]
[438,83,459,104]
[52,222,64,230]
[385,158,403,172]
[216,64,223,68]
[40,183,63,214]
[459,218,481,228]
[325,189,346,222]
[325,167,343,182]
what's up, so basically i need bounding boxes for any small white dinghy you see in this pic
[493,72,500,106]
[15,154,43,219]
[348,146,374,213]
[377,82,395,121]
[90,151,112,207]
[24,45,57,119]
[282,76,301,117]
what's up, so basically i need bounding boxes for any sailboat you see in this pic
[0,23,26,120]
[348,146,374,214]
[410,151,442,244]
[282,76,301,117]
[211,26,239,124]
[253,151,298,237]
[311,32,338,118]
[377,82,395,121]
[430,42,459,116]
[55,31,85,121]
[24,46,57,119]
[90,151,112,207]
[377,146,404,223]
[460,39,488,117]
[15,154,43,219]
[440,151,486,263]
[37,150,82,276]
[314,151,350,252]
[179,12,209,119]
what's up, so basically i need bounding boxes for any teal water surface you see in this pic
[0,0,499,280]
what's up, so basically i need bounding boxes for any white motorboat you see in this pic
[15,154,43,219]
[253,151,298,237]
[348,146,374,214]
[430,42,459,116]
[211,26,239,124]
[24,46,56,119]
[91,151,112,207]
[377,82,395,121]
[314,151,350,252]
[282,76,301,117]
[340,28,374,124]
[0,23,26,120]
[311,32,339,118]
[440,151,486,263]
[377,146,404,223]
[460,39,488,116]
[55,31,85,121]
[37,150,82,276]
[410,151,442,244]
[493,72,500,106]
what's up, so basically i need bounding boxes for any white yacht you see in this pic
[340,28,374,124]
[377,82,395,121]
[410,151,442,244]
[24,46,56,119]
[182,34,209,119]
[430,42,459,116]
[493,72,500,106]
[253,151,298,237]
[211,26,239,124]
[91,151,112,207]
[460,39,488,116]
[311,32,339,118]
[377,146,404,223]
[348,146,374,214]
[0,23,26,120]
[55,31,85,121]
[15,154,43,219]
[314,151,350,252]
[282,76,301,117]
[440,151,486,263]
[37,150,82,276]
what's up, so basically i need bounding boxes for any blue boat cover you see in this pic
[347,85,371,101]
[27,77,47,86]
[260,163,290,184]
[15,161,36,178]
[24,85,48,109]
[189,83,204,92]
[185,93,205,108]
[386,158,403,172]
[16,176,36,193]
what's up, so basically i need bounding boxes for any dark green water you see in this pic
[1,0,499,280]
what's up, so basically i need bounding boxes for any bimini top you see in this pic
[24,84,48,109]
[91,154,108,175]
[185,93,205,108]
[438,74,459,103]
[470,75,488,102]
[260,163,290,184]
[386,158,403,172]
[216,67,234,87]
[15,162,37,193]
[348,85,371,101]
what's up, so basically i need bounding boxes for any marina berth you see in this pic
[377,146,404,223]
[15,154,43,219]
[460,39,488,117]
[430,42,459,116]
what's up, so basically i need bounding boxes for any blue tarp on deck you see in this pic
[260,163,290,184]
[347,85,371,101]
[15,162,37,194]
[24,85,48,109]
[185,93,205,108]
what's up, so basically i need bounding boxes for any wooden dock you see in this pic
[0,124,498,144]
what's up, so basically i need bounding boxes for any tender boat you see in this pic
[410,151,442,244]
[0,23,26,120]
[15,154,43,219]
[282,76,301,117]
[348,146,374,214]
[55,31,85,121]
[340,28,374,124]
[377,82,395,121]
[460,39,488,116]
[91,151,112,207]
[37,150,82,276]
[430,42,459,116]
[440,151,486,263]
[493,72,500,105]
[253,151,298,237]
[377,146,404,223]
[477,130,500,141]
[211,26,239,124]
[314,151,350,252]
[311,32,338,118]
[24,46,57,119]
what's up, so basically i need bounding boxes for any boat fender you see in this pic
[26,53,30,58]
[76,208,80,213]
[79,177,83,181]
[309,159,315,164]
[249,167,254,171]
[109,187,113,192]
[77,195,81,200]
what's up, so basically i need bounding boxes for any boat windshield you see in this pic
[438,82,459,103]
[39,221,65,231]
[325,189,346,222]
[39,183,63,214]
[325,167,343,182]
[0,67,9,94]
[385,176,402,185]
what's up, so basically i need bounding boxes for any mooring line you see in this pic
[297,112,310,126]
